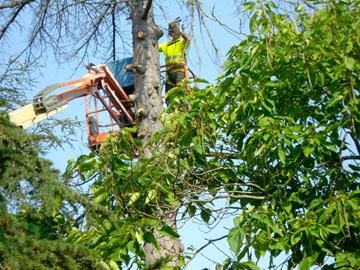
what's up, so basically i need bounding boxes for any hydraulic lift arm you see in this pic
[8,64,135,148]
[9,103,68,129]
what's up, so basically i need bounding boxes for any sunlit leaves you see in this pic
[59,1,360,269]
[216,0,360,269]
[228,227,244,255]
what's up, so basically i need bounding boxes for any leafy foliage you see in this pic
[0,112,105,269]
[67,0,360,269]
[214,0,360,268]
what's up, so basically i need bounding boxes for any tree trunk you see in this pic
[129,1,184,268]
[129,0,162,154]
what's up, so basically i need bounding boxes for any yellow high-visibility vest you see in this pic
[159,37,189,72]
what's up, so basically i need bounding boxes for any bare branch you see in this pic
[112,4,116,61]
[184,235,227,268]
[341,155,360,161]
[73,4,112,55]
[190,193,267,202]
[0,0,34,9]
[0,2,28,40]
[208,5,243,38]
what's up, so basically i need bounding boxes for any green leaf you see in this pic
[98,262,111,270]
[222,258,232,269]
[253,230,268,259]
[135,231,143,244]
[299,253,318,270]
[187,204,197,217]
[278,148,286,164]
[328,92,344,107]
[233,216,244,227]
[108,260,120,270]
[143,232,156,244]
[94,191,107,204]
[221,77,234,89]
[269,238,288,251]
[180,129,193,146]
[290,230,303,245]
[344,56,355,70]
[166,193,181,207]
[243,1,256,12]
[250,14,259,34]
[346,41,353,53]
[145,189,157,204]
[159,225,180,238]
[295,4,304,12]
[261,99,273,112]
[128,192,140,206]
[237,261,261,270]
[101,219,113,231]
[284,202,292,214]
[143,232,158,247]
[303,146,314,158]
[308,198,323,211]
[194,77,210,84]
[228,227,244,255]
[193,143,204,155]
[200,209,211,223]
[326,224,341,234]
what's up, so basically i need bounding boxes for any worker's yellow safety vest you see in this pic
[159,37,189,72]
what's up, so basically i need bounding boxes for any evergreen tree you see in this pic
[0,60,102,270]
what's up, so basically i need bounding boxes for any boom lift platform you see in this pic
[9,62,135,150]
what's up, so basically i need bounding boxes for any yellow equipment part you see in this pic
[9,103,68,129]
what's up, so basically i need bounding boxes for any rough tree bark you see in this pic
[129,0,163,150]
[128,0,184,268]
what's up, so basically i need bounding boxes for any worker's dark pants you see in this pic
[165,71,185,93]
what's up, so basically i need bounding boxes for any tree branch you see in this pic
[141,0,152,20]
[341,155,360,161]
[0,2,28,40]
[112,4,116,61]
[73,4,112,55]
[185,235,227,268]
[0,0,34,9]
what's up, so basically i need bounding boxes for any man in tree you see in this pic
[159,20,190,94]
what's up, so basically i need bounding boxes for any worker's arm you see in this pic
[181,31,190,42]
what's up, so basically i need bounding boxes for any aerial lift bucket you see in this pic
[8,60,136,150]
[84,60,135,150]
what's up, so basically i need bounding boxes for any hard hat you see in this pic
[168,21,181,35]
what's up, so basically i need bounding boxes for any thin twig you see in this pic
[0,2,28,40]
[184,235,228,268]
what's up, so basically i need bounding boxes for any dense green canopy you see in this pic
[67,1,360,269]
[0,60,102,269]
